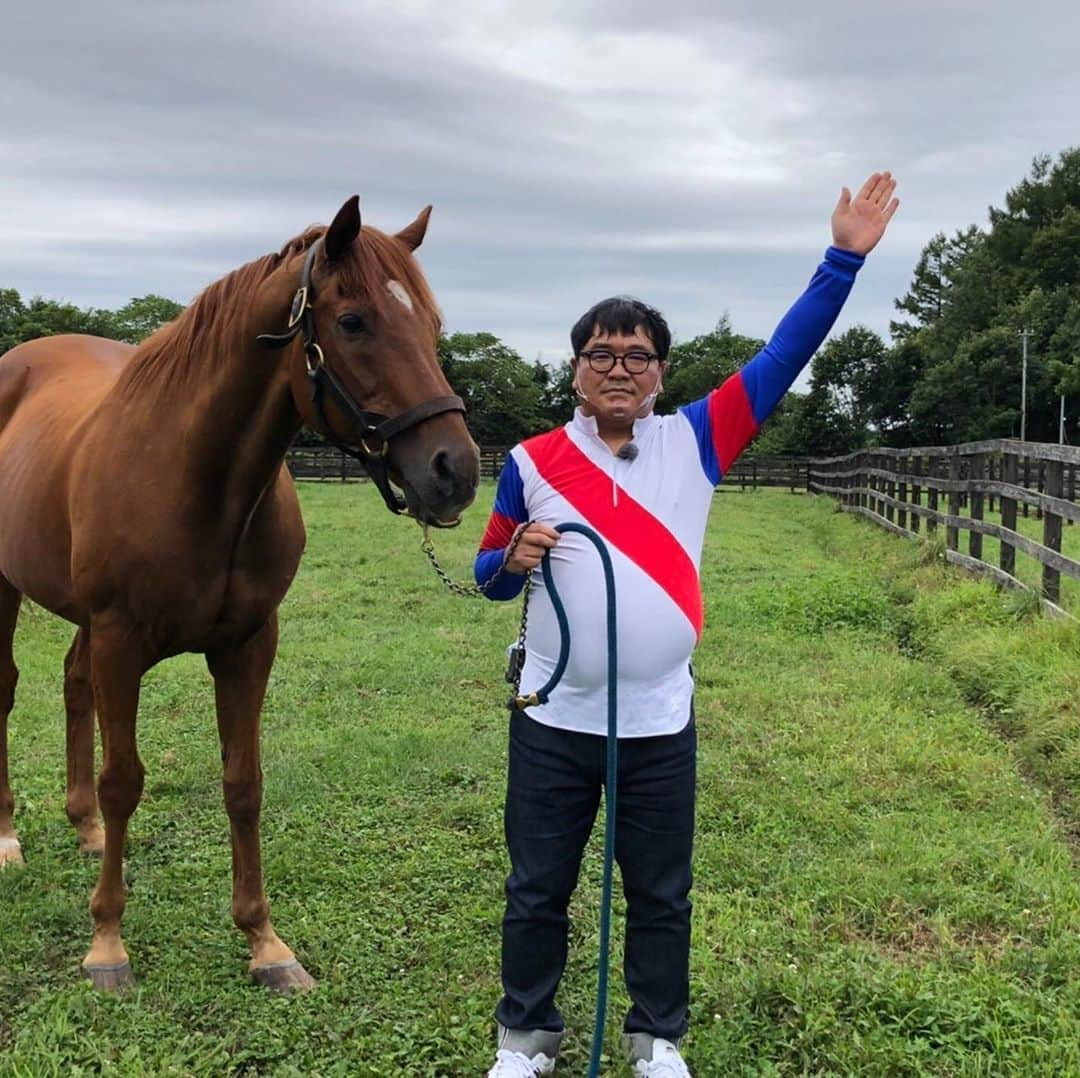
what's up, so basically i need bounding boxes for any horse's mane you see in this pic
[118,224,442,396]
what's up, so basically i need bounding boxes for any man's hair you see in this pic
[570,296,671,362]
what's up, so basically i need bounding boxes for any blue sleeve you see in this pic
[473,454,528,601]
[676,247,864,486]
[677,398,720,486]
[740,246,864,424]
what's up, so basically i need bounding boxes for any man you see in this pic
[475,173,899,1077]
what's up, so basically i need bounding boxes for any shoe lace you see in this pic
[489,1049,546,1077]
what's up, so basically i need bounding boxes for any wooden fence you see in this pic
[286,444,509,481]
[286,443,808,489]
[808,439,1080,617]
[722,456,810,492]
[286,445,369,481]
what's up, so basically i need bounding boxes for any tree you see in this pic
[661,317,762,412]
[10,296,116,344]
[437,332,545,445]
[0,288,28,353]
[110,295,185,343]
[890,226,981,342]
[535,360,576,429]
[877,146,1080,445]
[780,387,862,457]
[808,325,887,436]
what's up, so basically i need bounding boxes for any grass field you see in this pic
[1,483,1078,1076]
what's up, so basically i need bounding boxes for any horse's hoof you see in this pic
[0,837,24,868]
[77,824,106,858]
[251,959,316,994]
[82,961,135,991]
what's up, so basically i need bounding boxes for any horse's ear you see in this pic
[396,205,432,252]
[325,195,362,262]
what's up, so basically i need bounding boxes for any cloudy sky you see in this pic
[2,0,1077,380]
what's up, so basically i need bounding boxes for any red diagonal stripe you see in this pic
[522,428,703,638]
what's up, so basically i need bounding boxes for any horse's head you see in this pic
[263,196,479,526]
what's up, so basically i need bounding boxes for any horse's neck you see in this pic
[123,323,302,522]
[189,339,301,512]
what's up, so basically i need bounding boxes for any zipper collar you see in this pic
[570,408,658,506]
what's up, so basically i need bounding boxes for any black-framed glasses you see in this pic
[578,348,659,374]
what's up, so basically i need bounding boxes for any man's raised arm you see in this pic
[679,172,899,485]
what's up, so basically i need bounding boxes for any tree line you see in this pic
[3,147,1076,453]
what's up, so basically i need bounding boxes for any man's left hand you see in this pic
[831,171,899,256]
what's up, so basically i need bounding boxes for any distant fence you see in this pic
[287,445,368,481]
[286,444,509,481]
[723,456,810,492]
[286,444,810,489]
[808,439,1080,616]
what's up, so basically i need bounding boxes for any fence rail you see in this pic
[808,439,1080,618]
[286,442,811,489]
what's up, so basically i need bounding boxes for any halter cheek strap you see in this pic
[256,237,466,519]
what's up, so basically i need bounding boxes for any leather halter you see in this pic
[256,237,466,518]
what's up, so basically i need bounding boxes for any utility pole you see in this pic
[1018,328,1031,441]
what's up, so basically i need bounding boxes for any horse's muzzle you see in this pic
[400,441,479,526]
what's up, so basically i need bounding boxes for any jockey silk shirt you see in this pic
[474,246,865,738]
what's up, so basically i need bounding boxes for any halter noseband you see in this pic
[256,237,466,520]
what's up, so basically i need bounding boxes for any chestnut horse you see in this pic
[0,196,479,990]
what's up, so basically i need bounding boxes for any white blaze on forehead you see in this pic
[386,279,413,311]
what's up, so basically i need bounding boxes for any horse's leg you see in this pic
[207,614,314,993]
[82,625,145,990]
[0,575,23,868]
[64,628,104,856]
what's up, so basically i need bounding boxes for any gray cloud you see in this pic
[2,0,1078,379]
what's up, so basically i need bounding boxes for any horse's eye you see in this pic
[338,313,367,334]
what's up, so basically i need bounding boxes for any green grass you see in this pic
[1,484,1078,1076]
[864,491,1080,615]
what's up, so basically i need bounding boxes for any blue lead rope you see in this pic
[514,522,617,1078]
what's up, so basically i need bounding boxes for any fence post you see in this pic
[886,454,896,525]
[897,455,908,531]
[947,453,961,551]
[1043,460,1064,603]
[969,453,986,562]
[927,454,939,535]
[910,454,922,534]
[1000,451,1018,578]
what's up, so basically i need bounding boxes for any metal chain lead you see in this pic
[510,573,533,697]
[420,521,534,598]
[420,522,536,699]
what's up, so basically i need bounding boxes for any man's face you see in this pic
[572,325,666,427]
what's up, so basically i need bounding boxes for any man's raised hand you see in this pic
[831,171,899,256]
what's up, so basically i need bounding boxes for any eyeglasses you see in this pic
[578,349,659,374]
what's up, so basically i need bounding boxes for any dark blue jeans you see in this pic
[496,707,696,1041]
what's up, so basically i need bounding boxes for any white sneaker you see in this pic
[486,1047,557,1076]
[486,1025,562,1076]
[625,1033,692,1078]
